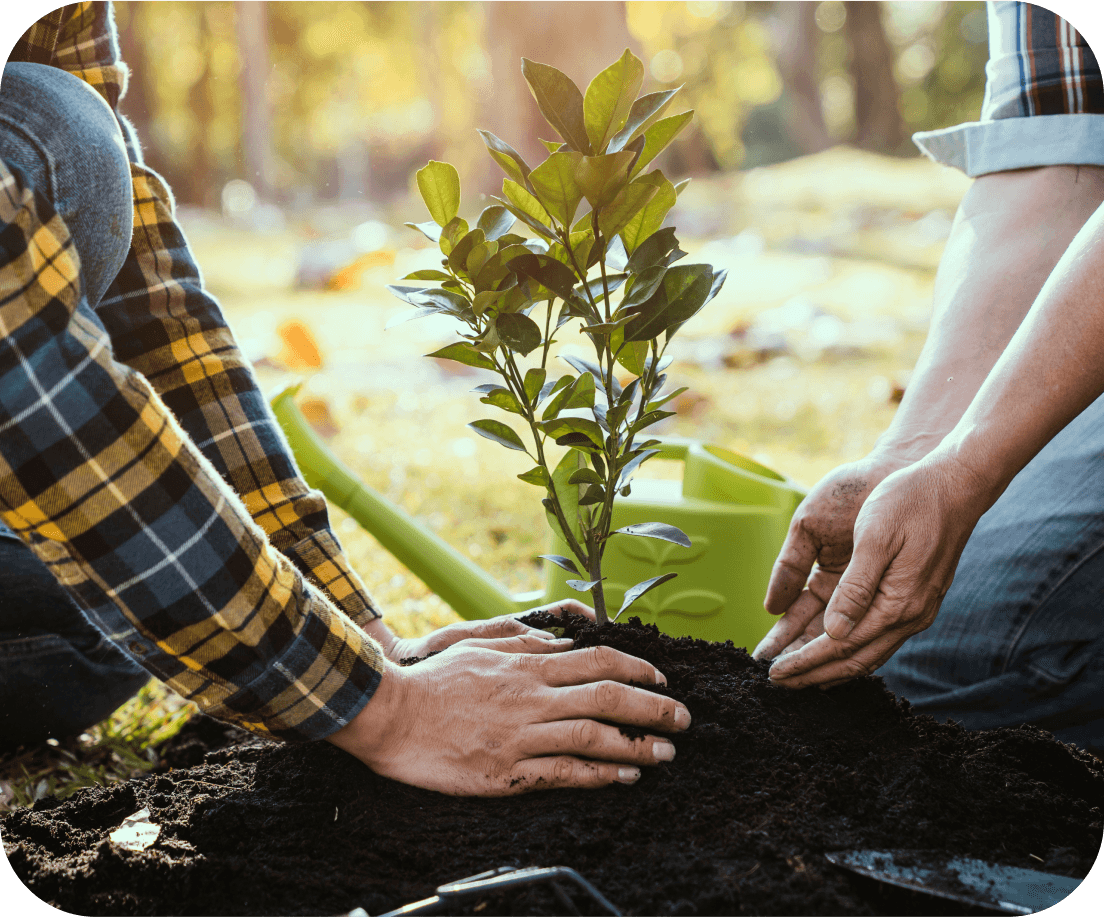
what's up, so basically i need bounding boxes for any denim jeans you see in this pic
[879,389,1104,755]
[0,62,148,748]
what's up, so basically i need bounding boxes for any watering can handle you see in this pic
[649,439,692,462]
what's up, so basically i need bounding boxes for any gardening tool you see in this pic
[271,383,806,648]
[347,865,621,917]
[825,849,1083,915]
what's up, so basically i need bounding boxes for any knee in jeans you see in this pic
[0,63,132,290]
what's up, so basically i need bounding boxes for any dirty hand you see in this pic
[763,454,987,688]
[380,600,594,661]
[753,452,911,662]
[326,640,691,796]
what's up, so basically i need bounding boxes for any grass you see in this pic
[0,147,969,813]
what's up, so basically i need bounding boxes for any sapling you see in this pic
[388,50,726,625]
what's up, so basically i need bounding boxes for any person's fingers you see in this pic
[556,679,690,733]
[530,599,596,621]
[520,720,676,766]
[470,617,553,640]
[776,610,826,657]
[771,628,911,690]
[454,634,575,655]
[509,756,640,793]
[752,586,827,659]
[764,520,820,615]
[821,529,895,640]
[540,643,667,688]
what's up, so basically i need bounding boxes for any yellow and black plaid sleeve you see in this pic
[19,2,383,629]
[0,159,385,740]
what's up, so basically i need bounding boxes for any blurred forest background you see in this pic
[115,1,989,207]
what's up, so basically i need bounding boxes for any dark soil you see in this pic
[3,615,1103,916]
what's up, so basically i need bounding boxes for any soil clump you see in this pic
[3,615,1102,915]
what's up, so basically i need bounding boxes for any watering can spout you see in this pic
[270,383,524,621]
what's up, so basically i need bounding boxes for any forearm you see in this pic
[877,166,1104,461]
[936,198,1104,507]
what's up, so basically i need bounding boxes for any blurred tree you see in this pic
[845,1,906,152]
[235,1,275,201]
[775,2,831,154]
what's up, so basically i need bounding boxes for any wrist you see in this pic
[361,616,400,659]
[325,660,415,769]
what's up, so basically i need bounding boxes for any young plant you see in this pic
[388,50,726,625]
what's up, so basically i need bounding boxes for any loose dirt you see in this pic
[3,615,1102,915]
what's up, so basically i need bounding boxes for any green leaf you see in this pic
[547,231,594,276]
[597,173,663,239]
[537,375,571,406]
[630,409,676,433]
[508,252,581,304]
[542,376,577,420]
[607,86,682,152]
[674,178,691,197]
[542,416,606,448]
[623,263,714,342]
[539,139,565,153]
[579,483,606,506]
[402,269,452,282]
[523,367,547,405]
[499,182,557,238]
[611,522,691,546]
[575,151,637,209]
[630,110,694,178]
[496,312,542,356]
[568,467,604,485]
[561,352,621,399]
[477,130,531,184]
[518,467,552,487]
[584,49,645,153]
[566,578,603,593]
[473,243,530,293]
[528,151,585,228]
[416,161,461,227]
[626,226,683,273]
[466,239,499,278]
[521,58,593,154]
[539,553,580,574]
[472,290,503,318]
[645,386,688,412]
[612,327,649,374]
[548,450,586,546]
[404,221,442,242]
[408,287,472,316]
[480,388,524,415]
[618,264,667,310]
[613,573,678,621]
[469,419,528,453]
[476,205,516,241]
[615,449,661,489]
[438,216,469,256]
[427,342,496,370]
[620,172,678,254]
[448,228,486,276]
[566,371,596,408]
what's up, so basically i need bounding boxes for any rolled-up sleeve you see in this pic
[913,1,1104,176]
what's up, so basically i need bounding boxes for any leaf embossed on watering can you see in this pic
[614,535,710,567]
[656,589,726,619]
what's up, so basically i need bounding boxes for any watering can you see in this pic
[270,383,807,649]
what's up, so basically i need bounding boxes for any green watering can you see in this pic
[271,384,807,650]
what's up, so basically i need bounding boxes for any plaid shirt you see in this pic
[982,1,1104,118]
[1,2,384,741]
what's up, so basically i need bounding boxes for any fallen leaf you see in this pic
[109,807,161,852]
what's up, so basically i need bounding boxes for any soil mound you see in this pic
[3,616,1102,915]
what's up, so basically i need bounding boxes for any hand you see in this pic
[379,600,594,662]
[753,452,910,662]
[327,639,691,796]
[763,454,989,688]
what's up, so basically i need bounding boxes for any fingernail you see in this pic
[674,706,691,729]
[617,766,640,783]
[653,741,675,762]
[825,613,855,640]
[654,669,667,686]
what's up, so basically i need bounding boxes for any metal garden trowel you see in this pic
[825,849,1084,914]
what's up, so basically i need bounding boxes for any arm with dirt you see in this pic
[753,164,1104,679]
